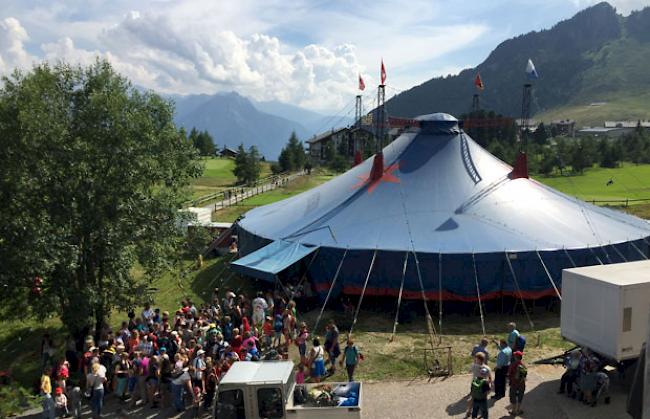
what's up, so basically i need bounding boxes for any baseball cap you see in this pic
[514,351,524,358]
[197,349,206,356]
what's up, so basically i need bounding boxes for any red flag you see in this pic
[358,74,365,91]
[474,72,484,91]
[380,60,386,85]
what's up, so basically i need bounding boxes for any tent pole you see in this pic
[588,246,604,265]
[472,252,487,336]
[535,250,562,301]
[390,252,409,342]
[601,245,613,264]
[504,252,535,330]
[630,240,648,260]
[563,247,577,268]
[438,252,443,336]
[314,249,348,333]
[414,250,438,348]
[289,248,321,301]
[610,242,627,262]
[349,249,378,336]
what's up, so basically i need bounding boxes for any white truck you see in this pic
[213,360,362,419]
[560,260,650,364]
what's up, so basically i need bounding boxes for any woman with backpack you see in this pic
[507,351,527,416]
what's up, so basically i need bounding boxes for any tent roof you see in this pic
[230,240,318,281]
[238,113,650,254]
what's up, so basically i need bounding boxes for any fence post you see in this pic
[626,198,629,207]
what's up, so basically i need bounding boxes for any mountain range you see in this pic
[172,92,352,159]
[386,2,650,125]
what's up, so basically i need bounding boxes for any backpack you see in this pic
[516,335,526,351]
[515,363,527,381]
[470,377,487,400]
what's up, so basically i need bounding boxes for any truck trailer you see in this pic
[214,360,362,419]
[560,260,650,363]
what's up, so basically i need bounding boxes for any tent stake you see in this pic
[504,252,535,330]
[314,249,348,333]
[390,252,409,342]
[536,250,562,301]
[630,240,648,260]
[472,252,487,336]
[609,242,627,262]
[563,247,576,268]
[349,249,377,336]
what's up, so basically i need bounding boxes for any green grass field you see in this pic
[189,157,272,201]
[534,163,650,203]
[213,172,335,222]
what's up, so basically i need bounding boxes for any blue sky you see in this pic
[0,0,647,112]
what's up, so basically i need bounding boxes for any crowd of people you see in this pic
[466,322,528,418]
[466,321,613,419]
[557,348,611,407]
[37,288,362,418]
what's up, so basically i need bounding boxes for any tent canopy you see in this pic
[230,239,318,282]
[234,113,650,300]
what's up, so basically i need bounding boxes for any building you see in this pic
[550,119,576,137]
[307,127,350,161]
[604,120,650,129]
[219,147,239,158]
[576,127,632,138]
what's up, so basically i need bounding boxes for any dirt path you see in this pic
[18,366,631,418]
[362,365,631,419]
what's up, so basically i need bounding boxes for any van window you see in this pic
[216,389,245,419]
[622,307,632,332]
[258,387,283,418]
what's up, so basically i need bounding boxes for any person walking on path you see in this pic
[492,339,511,400]
[340,337,361,382]
[470,367,491,419]
[40,366,55,419]
[308,338,326,383]
[324,320,341,375]
[507,351,527,416]
[86,362,107,419]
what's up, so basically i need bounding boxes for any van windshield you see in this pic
[216,389,245,419]
[258,387,283,418]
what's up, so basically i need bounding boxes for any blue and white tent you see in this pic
[232,113,650,302]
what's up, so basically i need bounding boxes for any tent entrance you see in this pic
[230,240,319,282]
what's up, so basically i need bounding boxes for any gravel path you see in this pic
[362,365,631,419]
[18,366,631,418]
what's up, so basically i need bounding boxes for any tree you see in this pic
[570,142,590,173]
[533,122,549,145]
[0,61,202,338]
[189,128,216,156]
[278,132,306,172]
[232,144,261,184]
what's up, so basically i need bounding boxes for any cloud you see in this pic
[0,17,35,74]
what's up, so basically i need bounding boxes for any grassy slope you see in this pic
[213,173,335,223]
[533,163,650,202]
[535,92,650,127]
[190,157,271,200]
[535,37,650,126]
